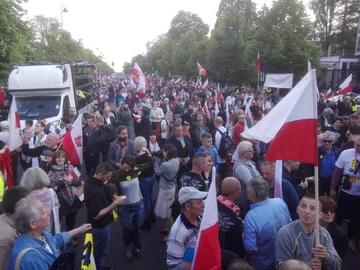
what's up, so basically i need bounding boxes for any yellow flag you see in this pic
[81,233,97,270]
[0,176,4,203]
[112,209,119,222]
[77,90,86,99]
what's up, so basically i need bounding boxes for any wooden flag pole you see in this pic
[314,166,320,246]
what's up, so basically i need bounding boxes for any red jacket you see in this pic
[233,122,245,146]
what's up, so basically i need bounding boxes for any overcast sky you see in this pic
[23,0,310,72]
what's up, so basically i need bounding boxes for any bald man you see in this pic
[21,133,62,173]
[280,259,311,270]
[217,177,245,261]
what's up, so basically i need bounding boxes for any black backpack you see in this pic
[216,129,236,159]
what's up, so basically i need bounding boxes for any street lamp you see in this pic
[60,4,68,30]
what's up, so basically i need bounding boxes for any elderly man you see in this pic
[179,153,208,192]
[233,141,261,215]
[107,126,136,169]
[103,106,116,127]
[217,177,245,260]
[0,186,30,270]
[244,177,291,269]
[318,108,334,131]
[275,193,341,270]
[8,198,92,269]
[166,187,207,270]
[261,161,300,220]
[150,100,164,130]
[21,132,59,173]
[67,107,77,124]
[28,122,47,168]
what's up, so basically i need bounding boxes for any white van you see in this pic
[8,61,97,129]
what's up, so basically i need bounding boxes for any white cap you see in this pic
[178,187,208,204]
[0,121,9,129]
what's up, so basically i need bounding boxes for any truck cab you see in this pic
[8,61,97,129]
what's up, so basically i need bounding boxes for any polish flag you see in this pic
[8,97,22,151]
[203,102,211,119]
[241,70,318,165]
[244,94,254,119]
[70,167,81,180]
[174,77,182,84]
[308,60,320,101]
[130,77,136,89]
[336,74,352,95]
[197,62,207,77]
[192,167,221,270]
[216,84,222,103]
[257,52,260,74]
[137,89,147,99]
[202,79,210,90]
[133,63,148,88]
[325,88,332,99]
[61,114,83,166]
[133,113,141,122]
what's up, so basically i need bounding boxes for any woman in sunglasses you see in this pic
[319,196,348,258]
[318,131,340,196]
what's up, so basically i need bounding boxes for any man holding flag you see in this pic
[166,187,207,270]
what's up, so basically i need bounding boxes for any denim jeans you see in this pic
[92,225,111,270]
[119,201,143,249]
[139,175,155,221]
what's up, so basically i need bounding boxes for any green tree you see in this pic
[146,35,175,76]
[0,0,34,81]
[168,10,209,42]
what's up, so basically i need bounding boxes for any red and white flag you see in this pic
[203,102,211,119]
[8,98,22,151]
[242,70,318,165]
[174,77,182,84]
[61,114,83,166]
[244,94,254,119]
[325,88,332,99]
[70,167,81,180]
[133,113,141,122]
[257,52,260,74]
[192,167,221,270]
[336,74,352,95]
[133,63,149,88]
[202,79,210,90]
[197,62,207,77]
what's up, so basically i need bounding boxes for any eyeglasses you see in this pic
[323,209,335,215]
[322,140,333,144]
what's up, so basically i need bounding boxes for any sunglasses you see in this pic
[323,209,335,214]
[322,140,333,143]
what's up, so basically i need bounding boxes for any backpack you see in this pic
[216,129,236,159]
[155,119,167,138]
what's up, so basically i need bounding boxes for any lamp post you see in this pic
[60,4,68,30]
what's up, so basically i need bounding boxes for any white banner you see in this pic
[264,73,294,89]
[355,16,360,56]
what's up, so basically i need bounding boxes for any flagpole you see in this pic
[311,69,320,246]
[257,72,260,92]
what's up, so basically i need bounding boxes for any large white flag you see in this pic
[8,98,22,151]
[61,114,83,165]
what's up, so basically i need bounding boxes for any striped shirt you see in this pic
[166,213,200,270]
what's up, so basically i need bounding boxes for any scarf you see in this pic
[217,194,240,216]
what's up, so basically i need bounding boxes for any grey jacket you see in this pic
[107,139,137,168]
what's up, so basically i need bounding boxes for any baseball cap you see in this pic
[178,187,208,204]
[182,120,190,126]
[174,114,182,119]
[350,113,359,119]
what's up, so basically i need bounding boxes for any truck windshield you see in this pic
[16,96,61,119]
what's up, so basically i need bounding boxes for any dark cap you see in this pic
[350,113,359,119]
[174,114,182,119]
[182,120,190,126]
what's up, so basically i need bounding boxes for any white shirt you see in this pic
[225,96,236,106]
[150,107,164,123]
[335,148,360,196]
[214,126,227,164]
[29,133,47,167]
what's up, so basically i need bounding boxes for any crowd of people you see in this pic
[0,75,359,270]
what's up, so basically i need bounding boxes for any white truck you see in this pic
[8,61,98,129]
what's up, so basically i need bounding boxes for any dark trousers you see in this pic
[65,211,77,231]
[151,122,158,131]
[92,225,111,270]
[139,176,155,221]
[335,190,360,239]
[319,177,332,196]
[120,202,143,249]
[85,154,100,176]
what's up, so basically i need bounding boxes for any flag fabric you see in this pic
[61,114,83,166]
[58,127,67,142]
[197,62,207,77]
[137,89,147,99]
[257,52,260,74]
[8,97,22,152]
[133,63,148,88]
[216,84,222,103]
[70,167,81,180]
[325,88,332,99]
[336,74,352,95]
[133,113,141,122]
[203,102,211,119]
[93,70,97,81]
[307,61,320,101]
[244,94,254,119]
[129,77,136,89]
[202,79,209,90]
[274,160,283,199]
[241,70,318,165]
[81,233,97,270]
[195,79,202,89]
[0,150,14,188]
[307,60,312,72]
[174,77,182,84]
[225,102,230,124]
[192,167,221,270]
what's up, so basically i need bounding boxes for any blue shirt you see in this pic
[8,232,70,270]
[197,146,219,170]
[244,198,291,270]
[320,151,337,179]
[269,179,300,221]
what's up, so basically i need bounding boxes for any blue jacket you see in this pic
[8,232,70,270]
[196,146,219,170]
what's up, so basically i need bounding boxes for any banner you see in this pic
[264,74,294,89]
